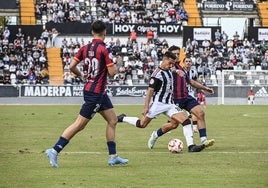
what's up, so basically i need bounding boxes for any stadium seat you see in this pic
[210,74,217,85]
[254,80,260,85]
[228,74,235,84]
[256,66,262,71]
[236,79,242,85]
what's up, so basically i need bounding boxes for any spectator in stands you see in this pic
[214,29,221,40]
[130,29,137,44]
[202,39,210,49]
[51,28,59,47]
[3,27,10,39]
[16,28,24,39]
[146,28,154,44]
[63,71,74,85]
[233,31,240,41]
[261,50,268,70]
[221,31,228,44]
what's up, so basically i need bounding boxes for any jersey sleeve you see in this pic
[103,47,114,67]
[73,45,86,62]
[149,77,162,92]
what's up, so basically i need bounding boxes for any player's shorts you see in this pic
[80,91,113,119]
[146,101,182,119]
[174,95,199,112]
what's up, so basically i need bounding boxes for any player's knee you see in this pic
[136,120,146,128]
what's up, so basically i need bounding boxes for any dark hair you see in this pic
[168,45,180,51]
[164,51,176,60]
[92,20,106,34]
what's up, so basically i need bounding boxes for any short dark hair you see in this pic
[92,20,106,34]
[168,45,180,51]
[164,51,176,60]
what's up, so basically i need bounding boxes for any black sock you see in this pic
[53,136,69,153]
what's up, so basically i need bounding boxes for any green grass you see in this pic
[0,105,268,188]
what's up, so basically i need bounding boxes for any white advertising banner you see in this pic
[193,28,211,40]
[258,28,268,41]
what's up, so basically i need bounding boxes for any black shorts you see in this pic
[80,91,113,119]
[173,95,199,112]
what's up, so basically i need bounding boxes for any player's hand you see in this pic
[176,69,185,77]
[206,87,214,95]
[142,107,149,116]
[79,72,86,82]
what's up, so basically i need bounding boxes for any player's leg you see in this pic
[171,112,205,152]
[148,105,204,152]
[148,118,179,149]
[45,93,97,168]
[191,105,215,147]
[191,113,199,133]
[117,101,164,128]
[46,114,90,168]
[100,108,128,166]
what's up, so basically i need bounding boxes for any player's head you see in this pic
[161,51,177,69]
[182,56,192,70]
[168,45,180,61]
[91,20,107,37]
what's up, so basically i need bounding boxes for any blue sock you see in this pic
[53,136,69,153]
[107,141,116,155]
[157,128,164,137]
[199,128,207,138]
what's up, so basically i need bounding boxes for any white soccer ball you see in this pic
[168,138,183,153]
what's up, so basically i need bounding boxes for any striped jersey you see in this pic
[73,39,114,94]
[187,68,198,98]
[173,64,190,99]
[149,67,173,104]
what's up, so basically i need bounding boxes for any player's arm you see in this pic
[142,77,161,115]
[69,58,83,77]
[143,87,154,116]
[107,64,117,76]
[189,79,214,95]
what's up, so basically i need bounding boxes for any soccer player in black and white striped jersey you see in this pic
[117,51,205,152]
[146,46,216,152]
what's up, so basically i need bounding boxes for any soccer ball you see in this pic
[168,138,183,153]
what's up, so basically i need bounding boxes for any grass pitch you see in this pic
[0,104,268,188]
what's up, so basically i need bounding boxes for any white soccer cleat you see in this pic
[148,131,158,149]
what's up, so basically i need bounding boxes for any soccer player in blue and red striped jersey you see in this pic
[45,20,128,167]
[171,46,215,147]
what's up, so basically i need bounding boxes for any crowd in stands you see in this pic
[60,28,268,86]
[35,0,188,25]
[0,27,49,85]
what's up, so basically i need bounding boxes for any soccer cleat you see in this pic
[188,144,205,152]
[204,139,215,148]
[148,131,158,149]
[45,148,58,168]
[117,114,126,123]
[108,155,128,166]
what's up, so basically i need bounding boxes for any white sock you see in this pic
[183,124,194,147]
[123,117,140,126]
[200,136,207,144]
[192,124,198,130]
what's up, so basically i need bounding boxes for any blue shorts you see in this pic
[173,95,199,112]
[80,91,113,119]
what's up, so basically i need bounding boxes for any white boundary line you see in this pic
[63,151,268,154]
[243,112,268,118]
[3,151,268,154]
